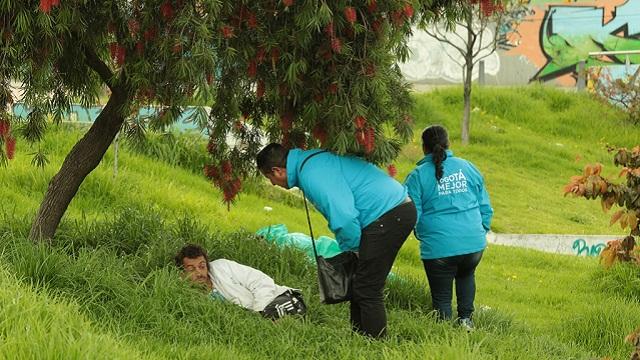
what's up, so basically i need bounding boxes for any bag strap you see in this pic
[299,150,328,260]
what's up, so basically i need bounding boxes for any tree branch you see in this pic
[84,47,115,90]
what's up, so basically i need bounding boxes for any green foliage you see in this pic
[1,209,638,359]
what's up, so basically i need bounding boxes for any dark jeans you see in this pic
[422,250,484,320]
[350,200,417,338]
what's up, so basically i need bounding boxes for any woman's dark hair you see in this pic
[256,143,289,174]
[174,244,210,271]
[421,125,449,181]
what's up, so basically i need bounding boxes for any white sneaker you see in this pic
[458,318,474,332]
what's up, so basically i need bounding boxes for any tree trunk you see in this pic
[461,62,473,145]
[29,87,131,241]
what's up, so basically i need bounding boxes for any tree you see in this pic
[423,0,529,144]
[589,65,640,125]
[564,149,640,268]
[1,0,466,241]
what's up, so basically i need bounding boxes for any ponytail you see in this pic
[421,125,450,181]
[432,144,447,181]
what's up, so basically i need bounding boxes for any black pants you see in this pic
[422,250,484,320]
[350,200,417,338]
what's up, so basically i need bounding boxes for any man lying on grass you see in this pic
[174,244,306,320]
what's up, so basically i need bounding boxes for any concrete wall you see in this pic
[487,232,621,257]
[400,0,640,87]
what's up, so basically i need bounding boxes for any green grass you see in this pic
[1,85,639,359]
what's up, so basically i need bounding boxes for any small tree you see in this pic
[564,147,640,268]
[589,66,640,125]
[422,0,529,144]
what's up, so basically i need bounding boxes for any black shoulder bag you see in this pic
[299,151,358,304]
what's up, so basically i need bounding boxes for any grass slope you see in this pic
[1,86,639,359]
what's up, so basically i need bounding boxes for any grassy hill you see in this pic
[1,86,639,359]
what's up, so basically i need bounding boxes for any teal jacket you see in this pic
[286,149,408,252]
[404,150,493,259]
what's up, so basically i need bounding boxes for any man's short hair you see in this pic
[256,143,289,174]
[174,244,210,270]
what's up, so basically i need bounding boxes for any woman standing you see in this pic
[404,125,493,330]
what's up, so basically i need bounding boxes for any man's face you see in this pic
[262,167,288,188]
[182,256,212,290]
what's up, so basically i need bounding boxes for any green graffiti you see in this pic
[572,239,605,257]
[535,1,640,81]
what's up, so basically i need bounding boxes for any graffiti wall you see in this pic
[401,0,640,87]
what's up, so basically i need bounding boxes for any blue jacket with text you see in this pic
[404,150,493,259]
[286,149,408,252]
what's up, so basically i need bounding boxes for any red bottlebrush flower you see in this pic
[403,114,413,124]
[206,73,214,85]
[280,113,293,131]
[231,178,242,193]
[371,19,382,33]
[109,42,118,59]
[221,25,234,38]
[364,63,376,77]
[256,80,265,98]
[160,1,174,20]
[281,132,291,149]
[480,0,495,17]
[355,129,366,146]
[51,0,59,6]
[115,46,126,66]
[327,83,338,94]
[391,10,405,26]
[39,0,52,13]
[206,139,216,154]
[5,136,16,160]
[128,19,140,36]
[0,120,9,138]
[247,60,257,78]
[322,49,332,61]
[364,127,375,154]
[344,6,357,24]
[387,164,397,178]
[256,47,266,63]
[143,27,157,41]
[172,43,183,54]
[403,4,414,19]
[283,0,294,7]
[324,22,334,38]
[368,0,377,12]
[314,93,324,103]
[330,37,342,53]
[312,125,327,146]
[135,41,144,55]
[270,47,280,64]
[221,160,233,178]
[354,116,367,130]
[246,12,258,29]
[278,83,289,96]
[204,164,219,180]
[345,26,354,39]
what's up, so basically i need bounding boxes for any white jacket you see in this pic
[208,259,293,312]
